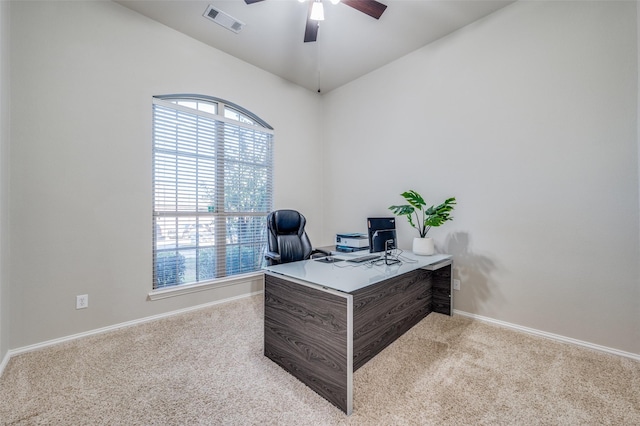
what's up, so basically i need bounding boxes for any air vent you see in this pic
[203,5,245,34]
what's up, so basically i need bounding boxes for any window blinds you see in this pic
[152,97,273,289]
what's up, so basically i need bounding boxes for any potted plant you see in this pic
[389,190,456,255]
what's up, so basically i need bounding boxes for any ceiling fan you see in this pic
[244,0,388,43]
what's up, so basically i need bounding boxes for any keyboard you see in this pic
[346,254,380,263]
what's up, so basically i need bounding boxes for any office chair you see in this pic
[265,209,330,266]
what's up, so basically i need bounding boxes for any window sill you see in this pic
[148,271,264,301]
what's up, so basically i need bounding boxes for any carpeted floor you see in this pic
[1,294,638,425]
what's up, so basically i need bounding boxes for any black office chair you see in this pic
[265,209,330,266]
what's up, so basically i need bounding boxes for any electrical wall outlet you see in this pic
[453,279,461,291]
[76,294,89,309]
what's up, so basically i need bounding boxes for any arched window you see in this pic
[152,95,274,289]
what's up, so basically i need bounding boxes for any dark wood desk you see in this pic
[263,252,452,414]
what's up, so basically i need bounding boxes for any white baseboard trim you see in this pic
[0,350,9,377]
[453,309,640,362]
[2,290,264,372]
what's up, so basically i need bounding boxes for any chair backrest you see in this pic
[266,210,313,264]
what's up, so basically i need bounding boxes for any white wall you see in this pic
[8,1,323,348]
[322,1,640,354]
[0,0,10,363]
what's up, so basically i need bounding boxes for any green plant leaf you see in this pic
[388,204,414,216]
[401,190,426,210]
[424,197,456,227]
[389,204,420,233]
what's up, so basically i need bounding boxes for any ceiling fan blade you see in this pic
[342,0,387,19]
[304,2,319,43]
[244,0,265,4]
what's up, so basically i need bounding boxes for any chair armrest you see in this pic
[265,251,281,263]
[310,248,331,258]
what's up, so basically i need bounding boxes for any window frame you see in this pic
[151,94,274,296]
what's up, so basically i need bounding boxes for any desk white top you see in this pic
[263,251,452,293]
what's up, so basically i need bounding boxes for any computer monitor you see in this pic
[367,217,397,253]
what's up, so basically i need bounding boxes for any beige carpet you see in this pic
[1,294,638,425]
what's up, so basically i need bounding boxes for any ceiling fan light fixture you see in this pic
[310,1,325,21]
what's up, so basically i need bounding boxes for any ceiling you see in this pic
[116,0,514,93]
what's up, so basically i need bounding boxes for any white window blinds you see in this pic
[152,96,274,289]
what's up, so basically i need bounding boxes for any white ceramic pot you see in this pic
[413,237,435,256]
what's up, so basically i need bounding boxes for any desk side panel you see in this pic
[432,264,452,315]
[352,269,432,371]
[264,274,349,413]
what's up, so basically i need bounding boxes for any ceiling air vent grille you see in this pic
[203,5,245,34]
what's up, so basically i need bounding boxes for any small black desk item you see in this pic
[263,252,453,415]
[314,256,345,263]
[346,254,380,263]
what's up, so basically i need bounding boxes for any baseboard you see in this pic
[453,309,640,362]
[0,349,9,377]
[3,291,263,367]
